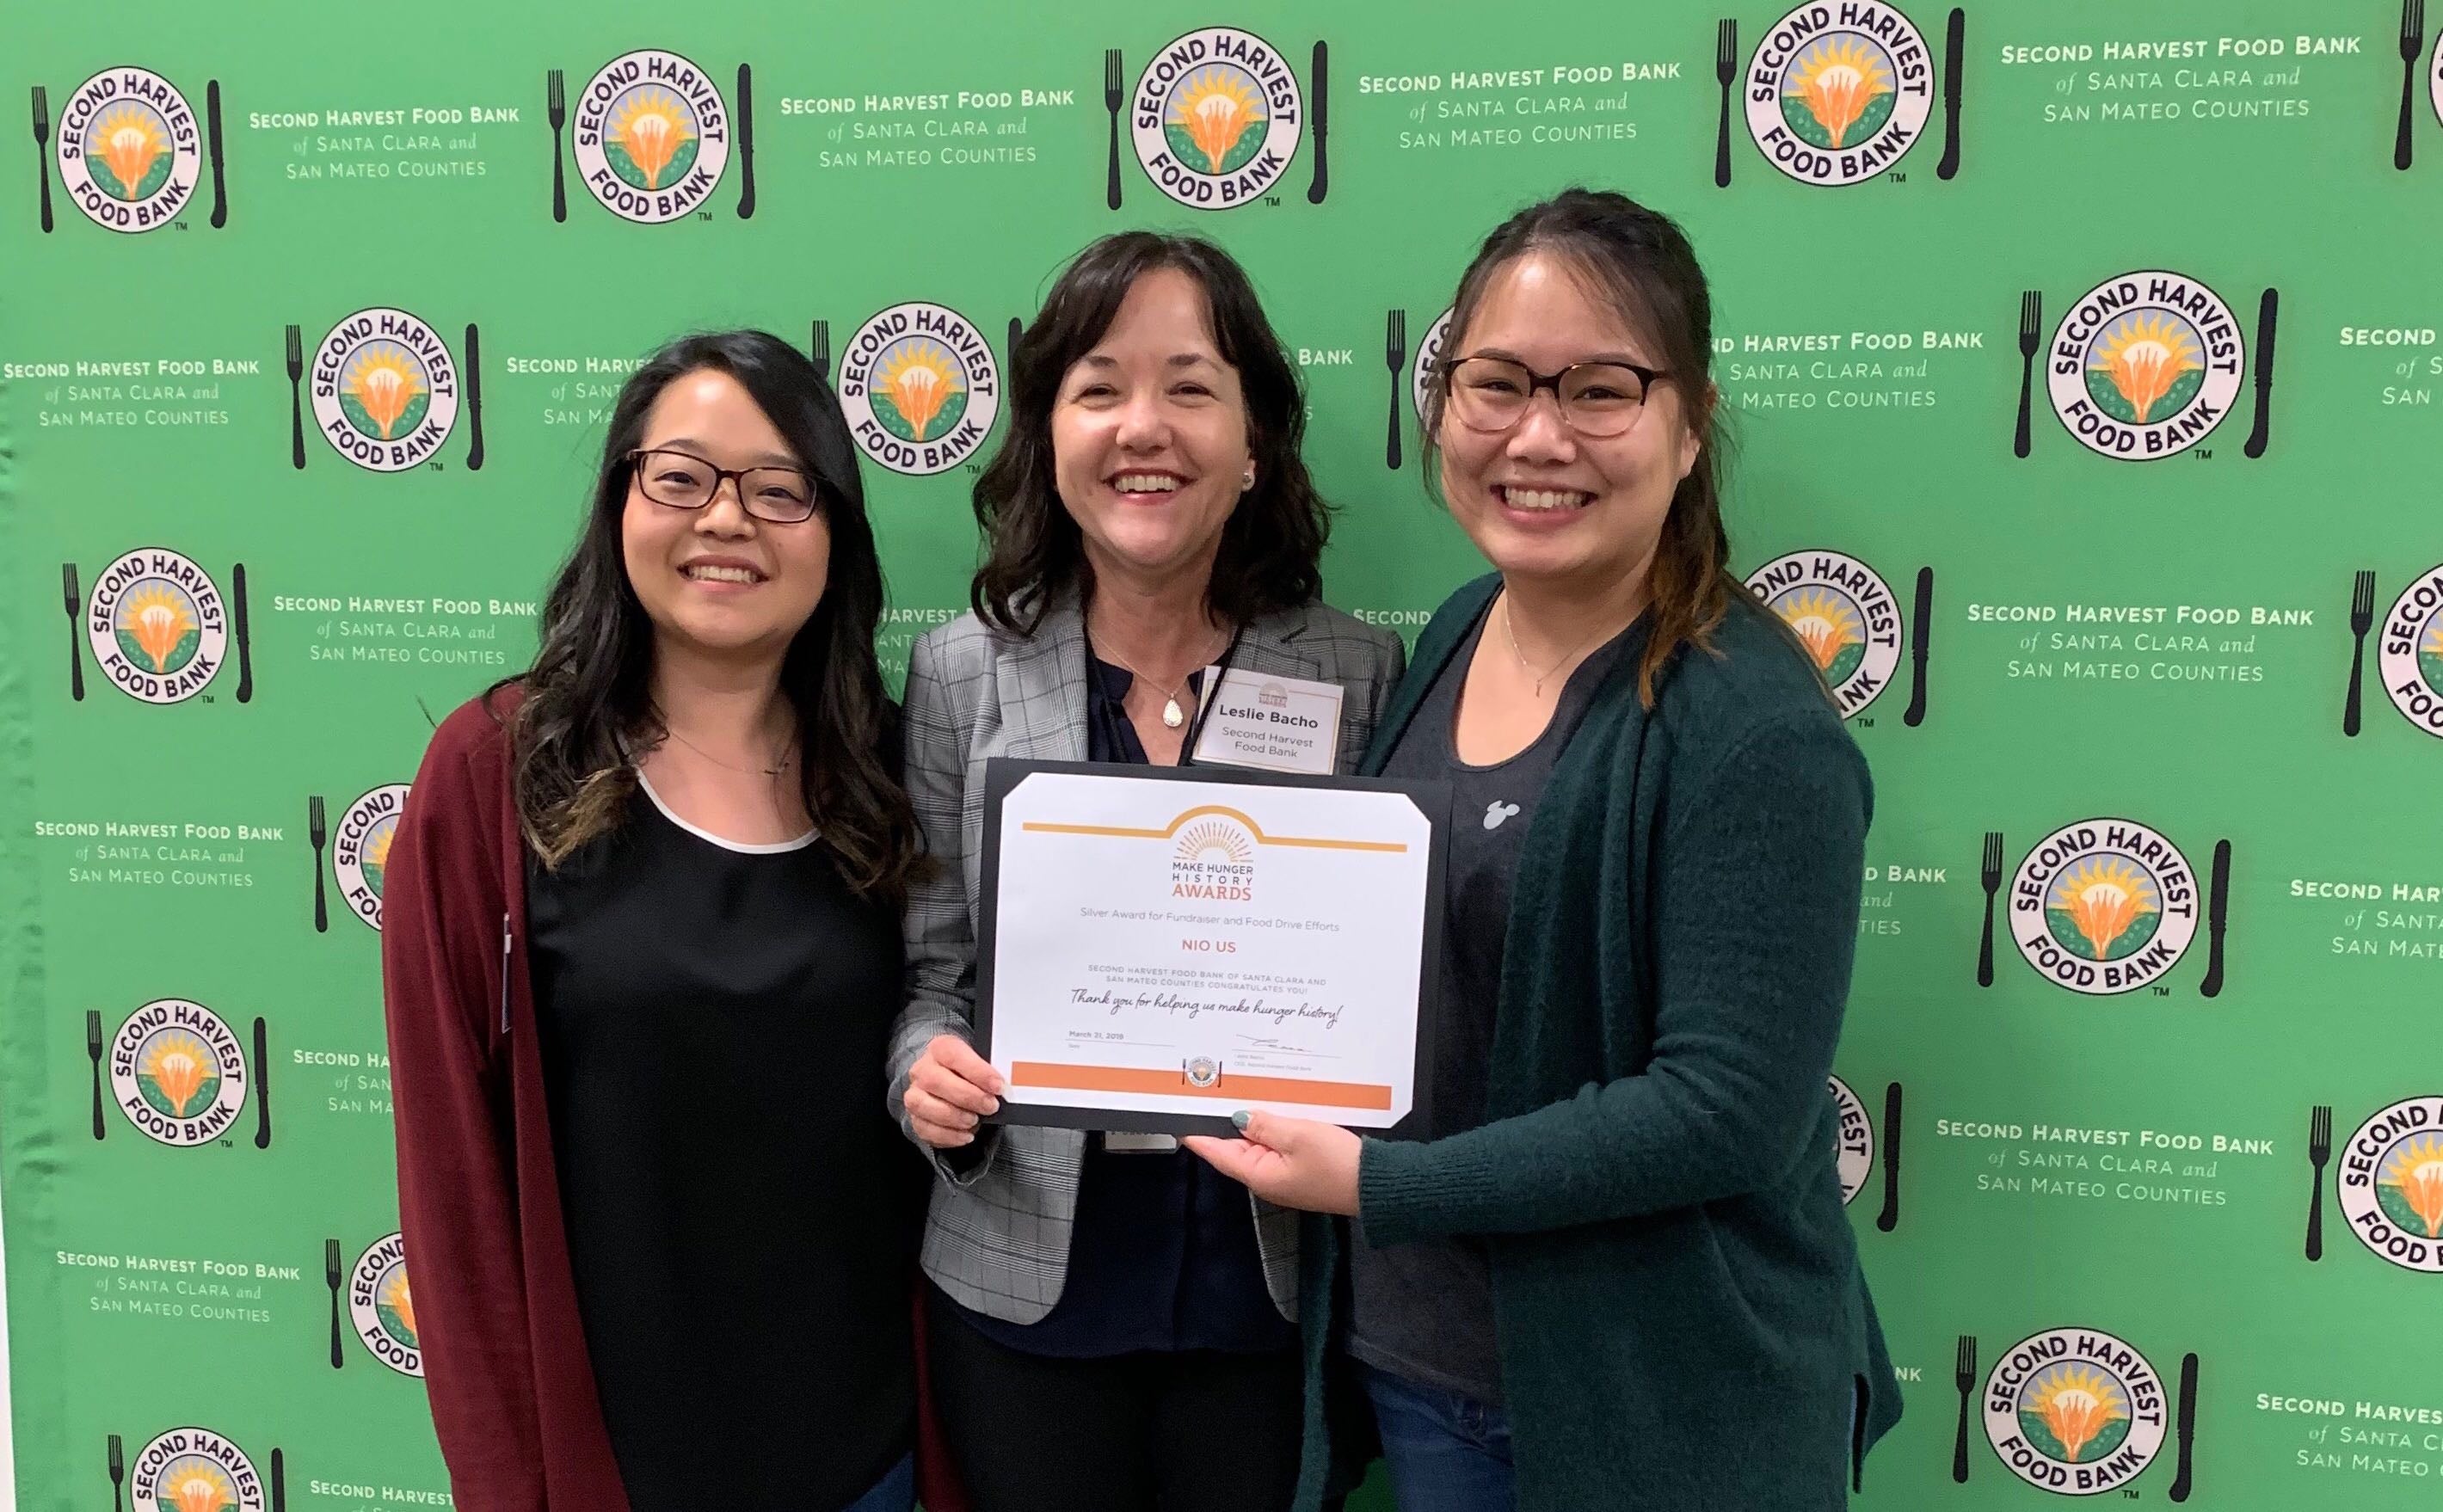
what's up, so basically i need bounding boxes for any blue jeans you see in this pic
[839,1452,914,1512]
[1362,1362,1515,1512]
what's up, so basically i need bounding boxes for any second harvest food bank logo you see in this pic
[120,1427,270,1512]
[103,999,250,1146]
[1130,27,1304,209]
[46,66,208,232]
[303,308,462,471]
[568,49,733,223]
[77,549,237,704]
[2336,1095,2443,1273]
[838,303,1000,476]
[1982,1327,2170,1495]
[337,1231,422,1374]
[2019,272,2263,461]
[2007,820,2200,994]
[1740,3,1936,185]
[1745,550,1905,718]
[2378,563,2443,738]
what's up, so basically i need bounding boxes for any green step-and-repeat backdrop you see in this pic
[3,1,2440,1507]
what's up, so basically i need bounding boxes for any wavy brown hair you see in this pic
[1425,187,1817,706]
[499,330,921,902]
[971,231,1329,635]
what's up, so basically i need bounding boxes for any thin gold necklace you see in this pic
[1090,618,1228,728]
[1499,593,1616,698]
[661,723,797,778]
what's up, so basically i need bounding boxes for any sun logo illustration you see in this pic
[139,1030,218,1118]
[379,1266,418,1345]
[2026,1363,2131,1465]
[1771,587,1865,676]
[2046,856,2162,962]
[2382,1135,2443,1239]
[90,101,170,200]
[116,582,199,674]
[610,86,697,190]
[157,1455,238,1512]
[1176,819,1253,866]
[343,341,428,441]
[1170,66,1265,173]
[877,341,966,442]
[1788,36,1893,149]
[2090,312,2203,425]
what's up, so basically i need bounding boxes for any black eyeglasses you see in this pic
[626,448,821,524]
[1441,356,1670,438]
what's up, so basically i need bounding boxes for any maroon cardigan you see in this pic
[381,685,963,1511]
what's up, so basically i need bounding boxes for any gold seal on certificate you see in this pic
[975,759,1448,1136]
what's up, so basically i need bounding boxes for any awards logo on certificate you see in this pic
[975,759,1448,1139]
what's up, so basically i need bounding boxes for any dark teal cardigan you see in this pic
[1296,573,1903,1511]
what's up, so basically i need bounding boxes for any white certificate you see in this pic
[975,759,1446,1134]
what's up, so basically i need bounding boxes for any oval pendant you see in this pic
[1162,698,1185,728]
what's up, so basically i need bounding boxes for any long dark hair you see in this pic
[502,329,921,902]
[971,231,1328,635]
[1425,187,1805,707]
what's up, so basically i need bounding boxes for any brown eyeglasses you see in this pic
[1440,356,1671,438]
[626,448,820,524]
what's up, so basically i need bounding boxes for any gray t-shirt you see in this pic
[1348,607,1635,1405]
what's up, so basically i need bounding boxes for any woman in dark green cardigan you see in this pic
[1187,188,1902,1510]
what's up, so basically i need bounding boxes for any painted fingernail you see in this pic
[1231,1109,1252,1131]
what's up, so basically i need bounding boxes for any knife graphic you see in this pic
[464,323,485,471]
[231,562,253,704]
[206,80,227,228]
[1936,9,1965,180]
[735,63,757,219]
[1874,1081,1904,1232]
[2199,839,2231,998]
[2243,287,2278,459]
[1307,41,1330,204]
[1007,317,1023,368]
[270,1447,286,1512]
[2169,1352,2199,1502]
[253,1016,272,1148]
[1902,566,1933,727]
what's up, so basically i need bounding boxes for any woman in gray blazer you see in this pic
[887,231,1403,1512]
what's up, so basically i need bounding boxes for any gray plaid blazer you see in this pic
[887,592,1406,1325]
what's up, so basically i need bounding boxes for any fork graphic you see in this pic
[1953,1335,1978,1482]
[1977,831,2004,986]
[2400,0,2427,171]
[2013,291,2042,458]
[809,320,831,384]
[1714,21,1738,187]
[547,69,568,222]
[2344,570,2377,736]
[1384,310,1408,470]
[1103,49,1125,210]
[285,323,306,470]
[2305,1103,2333,1261]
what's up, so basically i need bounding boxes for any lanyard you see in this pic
[1174,624,1246,771]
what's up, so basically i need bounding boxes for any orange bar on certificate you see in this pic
[1011,1061,1394,1111]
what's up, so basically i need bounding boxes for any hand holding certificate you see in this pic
[975,759,1447,1140]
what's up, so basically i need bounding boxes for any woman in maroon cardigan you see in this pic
[380,330,951,1512]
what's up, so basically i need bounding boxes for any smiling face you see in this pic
[1436,251,1705,599]
[1049,265,1253,593]
[619,367,831,664]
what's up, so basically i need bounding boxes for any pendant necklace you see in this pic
[1500,593,1615,698]
[1092,622,1228,728]
[662,723,796,778]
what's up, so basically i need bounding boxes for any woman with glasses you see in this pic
[888,231,1404,1512]
[382,330,937,1512]
[1187,189,1902,1512]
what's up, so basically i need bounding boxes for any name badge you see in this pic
[1190,667,1345,775]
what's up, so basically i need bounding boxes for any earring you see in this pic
[1240,468,1256,490]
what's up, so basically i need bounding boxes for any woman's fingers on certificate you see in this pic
[1185,1112,1363,1216]
[905,1035,1003,1146]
